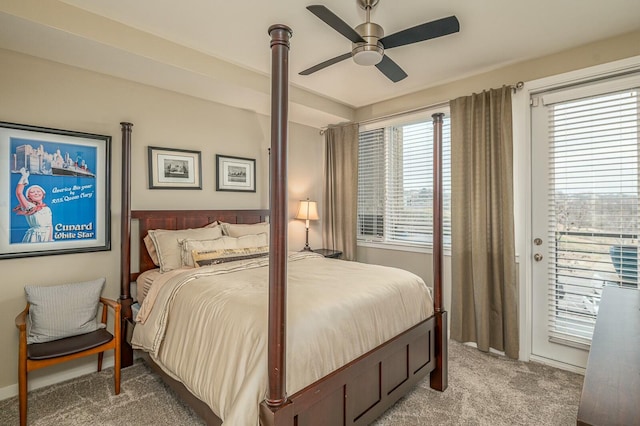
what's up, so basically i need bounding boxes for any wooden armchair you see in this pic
[15,297,121,426]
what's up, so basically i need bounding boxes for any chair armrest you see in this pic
[15,304,29,332]
[99,298,121,341]
[100,297,121,314]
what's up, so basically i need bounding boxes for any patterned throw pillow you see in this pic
[180,233,268,267]
[192,246,269,267]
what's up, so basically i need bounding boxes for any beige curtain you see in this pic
[450,86,519,359]
[322,124,359,260]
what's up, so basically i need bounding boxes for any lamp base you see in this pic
[301,227,313,252]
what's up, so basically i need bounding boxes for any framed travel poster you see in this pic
[0,121,111,259]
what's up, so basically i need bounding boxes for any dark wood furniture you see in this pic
[117,24,448,426]
[313,248,342,259]
[15,298,121,426]
[577,286,640,426]
[125,209,441,426]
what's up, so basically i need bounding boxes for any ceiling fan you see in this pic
[300,0,460,82]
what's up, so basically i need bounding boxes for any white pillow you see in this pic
[25,278,106,344]
[180,233,269,268]
[220,222,270,238]
[148,226,223,272]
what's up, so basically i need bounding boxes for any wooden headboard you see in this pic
[130,209,269,280]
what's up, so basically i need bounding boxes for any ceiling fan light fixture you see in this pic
[352,45,384,65]
[352,22,384,66]
[302,1,459,82]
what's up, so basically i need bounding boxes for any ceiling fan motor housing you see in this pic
[352,22,384,65]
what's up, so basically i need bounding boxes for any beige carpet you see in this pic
[0,341,583,425]
[373,341,583,425]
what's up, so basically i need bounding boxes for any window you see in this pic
[357,109,451,249]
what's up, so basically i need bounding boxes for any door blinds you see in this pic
[542,84,639,346]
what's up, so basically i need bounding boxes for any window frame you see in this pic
[357,106,451,252]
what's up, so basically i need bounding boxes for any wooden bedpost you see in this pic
[263,24,293,420]
[430,113,448,391]
[119,121,134,368]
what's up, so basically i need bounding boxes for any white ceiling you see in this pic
[2,0,640,127]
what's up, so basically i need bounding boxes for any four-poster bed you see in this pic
[118,25,448,425]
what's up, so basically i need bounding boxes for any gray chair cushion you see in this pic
[25,278,106,344]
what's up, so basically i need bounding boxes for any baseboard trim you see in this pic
[529,354,586,375]
[0,354,114,401]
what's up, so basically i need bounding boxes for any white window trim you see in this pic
[358,239,453,257]
[357,105,450,251]
[513,54,640,367]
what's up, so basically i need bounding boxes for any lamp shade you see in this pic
[295,200,319,221]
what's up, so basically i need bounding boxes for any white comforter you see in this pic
[131,252,433,425]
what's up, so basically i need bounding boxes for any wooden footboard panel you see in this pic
[261,316,436,426]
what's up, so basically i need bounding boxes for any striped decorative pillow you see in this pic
[180,233,269,268]
[192,246,269,267]
[25,278,106,344]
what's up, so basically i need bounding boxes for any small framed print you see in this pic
[216,154,256,192]
[148,146,202,190]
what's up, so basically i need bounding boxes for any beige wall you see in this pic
[0,48,324,393]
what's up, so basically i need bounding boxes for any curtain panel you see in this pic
[322,124,359,260]
[450,86,519,359]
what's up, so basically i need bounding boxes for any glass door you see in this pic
[530,78,639,368]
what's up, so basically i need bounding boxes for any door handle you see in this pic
[534,253,543,262]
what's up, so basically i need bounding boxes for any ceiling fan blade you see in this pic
[380,15,460,49]
[299,52,352,76]
[307,5,365,43]
[375,55,408,83]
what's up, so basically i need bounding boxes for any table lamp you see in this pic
[295,198,319,251]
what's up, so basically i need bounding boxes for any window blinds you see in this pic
[357,114,451,249]
[358,128,385,239]
[545,88,639,346]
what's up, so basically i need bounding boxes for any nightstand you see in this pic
[313,249,343,259]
